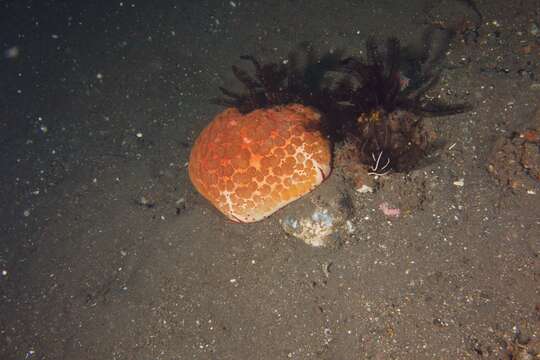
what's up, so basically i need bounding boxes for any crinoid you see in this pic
[189,33,471,222]
[330,29,472,172]
[212,43,343,114]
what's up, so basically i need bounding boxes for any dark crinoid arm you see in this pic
[212,45,343,114]
[211,59,269,113]
[212,55,292,114]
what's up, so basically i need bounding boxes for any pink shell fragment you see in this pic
[379,202,400,218]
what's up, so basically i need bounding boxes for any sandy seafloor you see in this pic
[1,0,539,359]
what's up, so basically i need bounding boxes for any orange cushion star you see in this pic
[188,104,332,222]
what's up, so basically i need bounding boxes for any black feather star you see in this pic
[327,33,472,172]
[212,44,344,114]
[211,30,472,173]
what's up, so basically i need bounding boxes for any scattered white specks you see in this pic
[96,73,103,80]
[51,34,59,39]
[23,209,31,217]
[39,124,48,133]
[2,270,7,276]
[229,1,236,7]
[527,189,536,195]
[136,132,143,138]
[453,178,465,187]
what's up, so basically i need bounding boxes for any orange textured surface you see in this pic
[188,104,332,223]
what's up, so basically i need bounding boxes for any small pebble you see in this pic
[530,22,540,36]
[4,46,19,59]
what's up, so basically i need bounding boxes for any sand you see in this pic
[1,0,538,358]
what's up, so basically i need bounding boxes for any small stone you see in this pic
[4,46,19,59]
[352,167,375,193]
[345,220,355,234]
[356,184,374,193]
[279,175,350,247]
[453,178,465,187]
[379,202,400,218]
[529,22,540,36]
[281,208,338,247]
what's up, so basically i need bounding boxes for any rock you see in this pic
[279,175,352,247]
[529,22,540,37]
[280,208,340,247]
